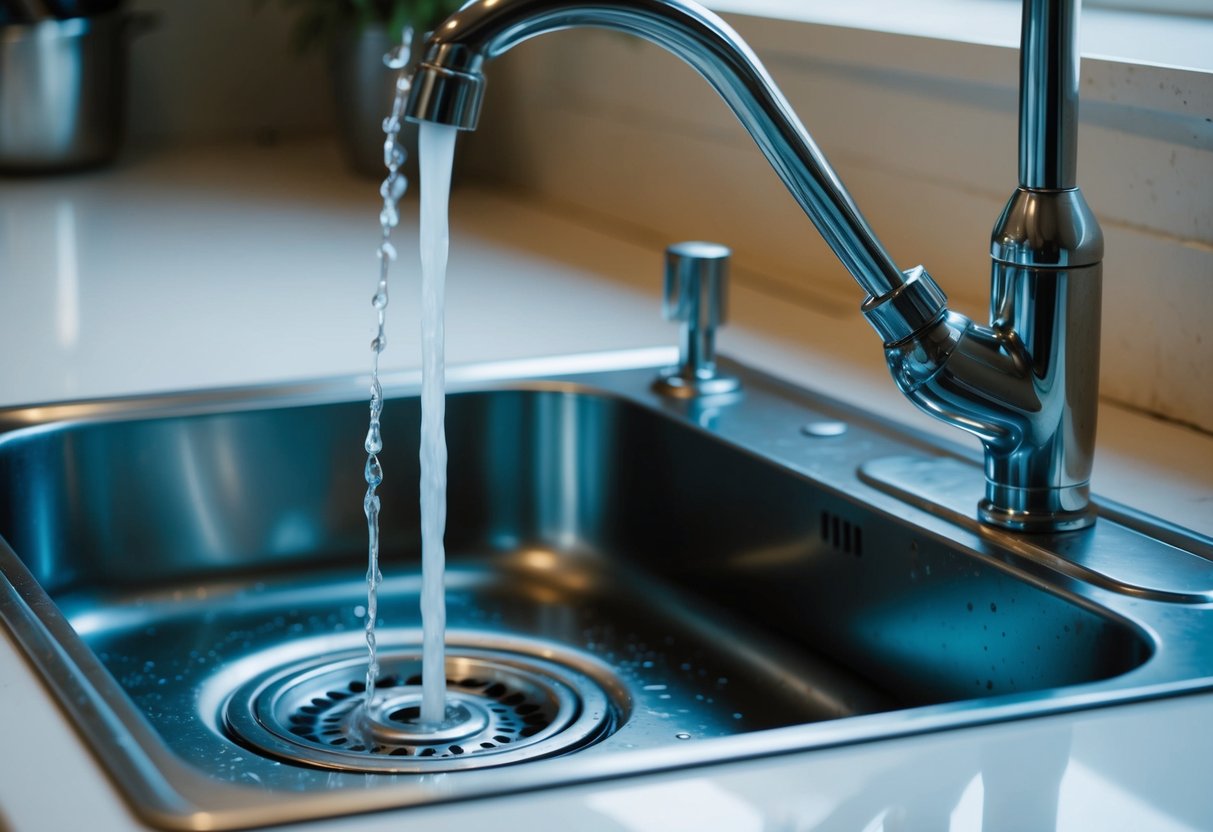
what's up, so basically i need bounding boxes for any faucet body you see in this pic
[406,0,1103,532]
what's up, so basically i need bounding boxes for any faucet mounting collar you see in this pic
[861,266,949,347]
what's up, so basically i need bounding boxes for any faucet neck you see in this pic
[1019,0,1080,190]
[886,0,1104,532]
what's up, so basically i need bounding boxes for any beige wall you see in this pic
[117,2,1213,434]
[126,0,333,145]
[461,14,1213,435]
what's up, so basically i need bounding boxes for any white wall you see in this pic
[461,8,1213,435]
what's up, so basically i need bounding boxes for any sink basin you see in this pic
[1,351,1210,829]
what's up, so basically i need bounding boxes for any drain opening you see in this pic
[223,644,620,773]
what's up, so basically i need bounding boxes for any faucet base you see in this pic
[979,482,1095,533]
[652,368,742,400]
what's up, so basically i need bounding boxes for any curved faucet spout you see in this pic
[405,0,947,344]
[405,0,1104,534]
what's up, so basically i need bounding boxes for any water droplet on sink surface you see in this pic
[675,732,691,740]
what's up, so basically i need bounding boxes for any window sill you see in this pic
[463,0,1213,434]
[704,0,1213,76]
[703,0,1212,121]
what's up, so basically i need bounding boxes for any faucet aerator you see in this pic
[405,64,485,130]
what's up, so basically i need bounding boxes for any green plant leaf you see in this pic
[256,0,471,53]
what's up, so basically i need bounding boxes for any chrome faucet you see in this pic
[404,0,1103,533]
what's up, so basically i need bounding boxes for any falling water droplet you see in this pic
[383,137,407,172]
[365,456,383,487]
[365,424,383,455]
[380,177,407,203]
[384,41,411,70]
[378,239,399,260]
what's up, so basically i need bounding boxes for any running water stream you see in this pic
[360,30,460,729]
[360,33,412,710]
[416,122,459,726]
[359,37,412,717]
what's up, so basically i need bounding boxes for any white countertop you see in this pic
[1,139,1211,831]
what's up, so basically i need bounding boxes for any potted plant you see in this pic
[264,0,466,178]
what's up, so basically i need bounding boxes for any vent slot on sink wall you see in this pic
[822,510,863,557]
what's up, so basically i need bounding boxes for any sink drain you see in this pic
[223,643,621,772]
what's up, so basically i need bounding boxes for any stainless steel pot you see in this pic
[0,12,137,172]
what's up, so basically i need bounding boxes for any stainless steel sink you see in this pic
[1,351,1210,829]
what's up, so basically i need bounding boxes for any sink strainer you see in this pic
[223,645,620,773]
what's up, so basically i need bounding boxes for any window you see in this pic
[1088,0,1213,17]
